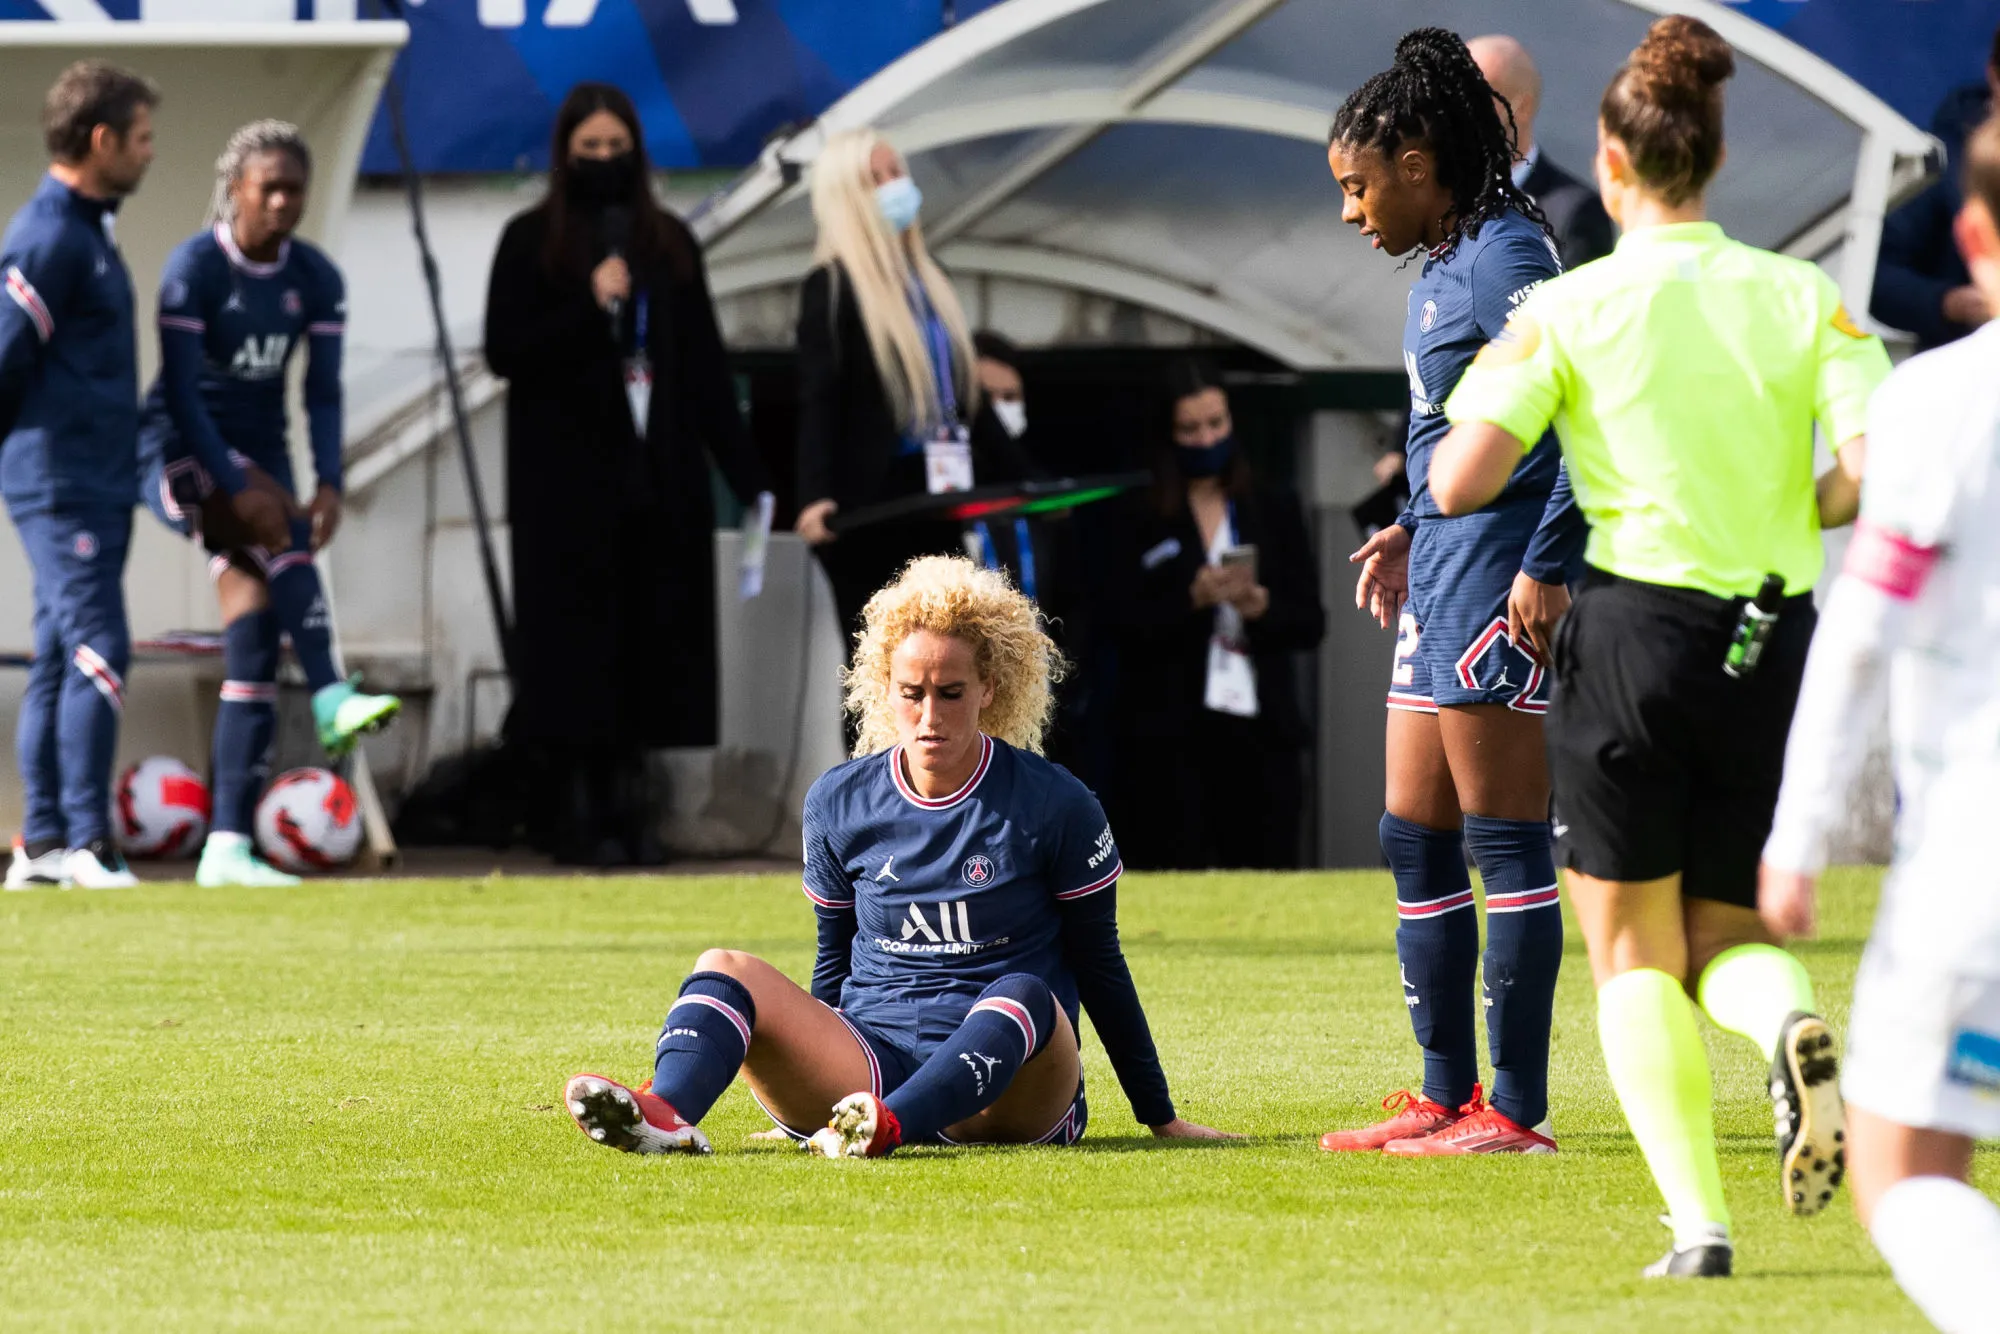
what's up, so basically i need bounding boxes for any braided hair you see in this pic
[208,119,311,225]
[1328,28,1548,247]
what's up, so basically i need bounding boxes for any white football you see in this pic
[114,756,211,858]
[254,768,362,873]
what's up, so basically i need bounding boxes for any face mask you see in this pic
[876,176,923,233]
[1179,434,1233,478]
[567,152,637,206]
[992,398,1027,438]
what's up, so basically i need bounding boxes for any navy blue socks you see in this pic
[885,973,1056,1143]
[266,527,339,693]
[1465,814,1563,1128]
[1381,812,1480,1109]
[650,971,757,1124]
[213,611,281,836]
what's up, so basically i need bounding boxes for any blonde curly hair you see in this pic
[845,555,1064,757]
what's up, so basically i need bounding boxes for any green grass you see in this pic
[0,867,1968,1331]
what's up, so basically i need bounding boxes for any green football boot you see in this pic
[196,834,301,888]
[313,677,401,757]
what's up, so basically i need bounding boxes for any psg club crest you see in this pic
[962,855,994,887]
[282,289,303,316]
[72,531,97,560]
[1419,300,1437,333]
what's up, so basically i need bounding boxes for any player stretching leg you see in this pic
[1320,29,1581,1155]
[138,121,398,888]
[1762,116,2000,1332]
[564,557,1234,1156]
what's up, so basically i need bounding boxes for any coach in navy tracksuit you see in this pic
[0,63,158,891]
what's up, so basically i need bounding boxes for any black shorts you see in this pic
[1546,569,1815,907]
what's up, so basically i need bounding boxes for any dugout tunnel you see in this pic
[690,0,1935,867]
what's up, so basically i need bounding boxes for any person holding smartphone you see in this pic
[1108,358,1324,870]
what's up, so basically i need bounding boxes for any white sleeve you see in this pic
[1763,358,1952,873]
[1763,577,1908,873]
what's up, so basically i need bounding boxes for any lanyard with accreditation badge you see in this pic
[919,301,974,495]
[623,292,652,439]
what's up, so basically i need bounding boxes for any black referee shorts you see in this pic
[1546,569,1815,908]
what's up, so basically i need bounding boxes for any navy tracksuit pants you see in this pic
[12,505,131,848]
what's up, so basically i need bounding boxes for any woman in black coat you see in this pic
[792,128,982,653]
[1111,360,1326,870]
[484,83,770,865]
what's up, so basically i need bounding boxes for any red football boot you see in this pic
[1318,1086,1467,1152]
[563,1073,711,1154]
[807,1091,904,1158]
[1382,1097,1556,1156]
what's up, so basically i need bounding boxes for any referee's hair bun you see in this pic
[1630,15,1735,95]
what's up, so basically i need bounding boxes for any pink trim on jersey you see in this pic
[801,881,853,909]
[1055,861,1121,901]
[1845,520,1939,602]
[670,993,752,1047]
[214,222,290,277]
[1485,885,1561,914]
[1386,691,1439,714]
[306,321,344,336]
[7,267,52,342]
[158,315,206,335]
[891,734,994,810]
[268,552,313,576]
[1397,888,1475,920]
[970,996,1038,1055]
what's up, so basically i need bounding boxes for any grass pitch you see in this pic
[0,866,1963,1331]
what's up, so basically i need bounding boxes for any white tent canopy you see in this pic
[693,0,1935,369]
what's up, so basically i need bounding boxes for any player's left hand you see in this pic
[1507,571,1570,662]
[1757,861,1819,940]
[1150,1117,1243,1141]
[310,484,342,551]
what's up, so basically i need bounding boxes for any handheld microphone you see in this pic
[601,204,632,333]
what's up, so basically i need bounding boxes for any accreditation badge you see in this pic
[624,351,652,440]
[924,423,974,495]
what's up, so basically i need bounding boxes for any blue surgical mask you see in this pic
[1179,434,1233,478]
[876,176,923,233]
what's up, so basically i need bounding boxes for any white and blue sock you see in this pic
[1382,812,1479,1109]
[1465,813,1563,1128]
[885,973,1057,1142]
[212,610,281,836]
[650,971,757,1123]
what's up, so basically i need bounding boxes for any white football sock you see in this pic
[1872,1175,2000,1333]
[205,831,252,853]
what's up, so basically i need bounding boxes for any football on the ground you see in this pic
[255,768,362,872]
[114,756,212,858]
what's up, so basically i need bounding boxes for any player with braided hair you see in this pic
[138,119,399,887]
[1321,28,1583,1157]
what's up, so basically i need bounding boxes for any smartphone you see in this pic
[1218,544,1258,579]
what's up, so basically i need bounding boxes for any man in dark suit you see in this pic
[1470,34,1616,272]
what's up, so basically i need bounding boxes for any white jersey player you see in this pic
[1760,112,2000,1334]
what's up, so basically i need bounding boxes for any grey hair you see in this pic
[207,119,311,224]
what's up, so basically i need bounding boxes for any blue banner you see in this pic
[0,1,1987,172]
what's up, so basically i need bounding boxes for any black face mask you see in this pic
[566,152,638,207]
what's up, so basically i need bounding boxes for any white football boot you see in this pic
[64,839,139,889]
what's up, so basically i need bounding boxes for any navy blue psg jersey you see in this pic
[141,224,345,493]
[803,735,1121,1016]
[1402,208,1563,519]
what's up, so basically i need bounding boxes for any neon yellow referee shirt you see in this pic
[1445,221,1891,599]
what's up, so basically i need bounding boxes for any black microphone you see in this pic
[601,204,632,335]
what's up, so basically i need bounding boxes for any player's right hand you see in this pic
[1757,860,1818,940]
[1349,522,1411,629]
[795,498,839,545]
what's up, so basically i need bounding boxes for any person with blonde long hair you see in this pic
[794,129,982,649]
[564,556,1233,1157]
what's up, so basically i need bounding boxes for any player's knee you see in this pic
[693,947,760,981]
[976,973,1057,1058]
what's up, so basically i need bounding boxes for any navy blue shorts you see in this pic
[1387,505,1551,715]
[137,426,294,551]
[753,998,1089,1147]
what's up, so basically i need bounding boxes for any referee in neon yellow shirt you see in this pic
[1430,16,1891,1279]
